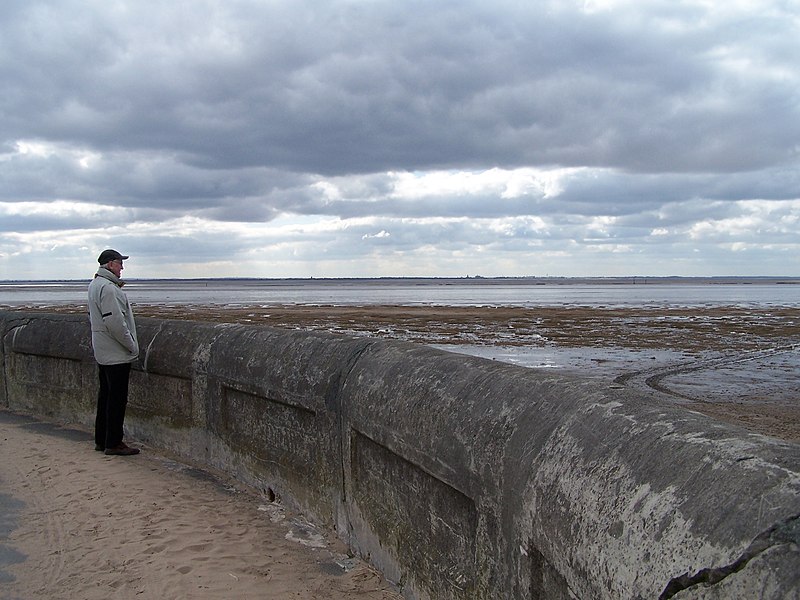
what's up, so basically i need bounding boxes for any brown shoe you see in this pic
[105,443,140,456]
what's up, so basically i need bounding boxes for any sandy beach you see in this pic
[0,410,401,600]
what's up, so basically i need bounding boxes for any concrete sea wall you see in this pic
[1,310,798,599]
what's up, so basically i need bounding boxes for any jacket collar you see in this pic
[95,267,124,287]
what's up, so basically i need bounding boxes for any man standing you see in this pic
[88,249,140,456]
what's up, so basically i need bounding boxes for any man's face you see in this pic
[108,259,123,277]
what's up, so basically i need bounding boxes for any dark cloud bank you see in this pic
[1,0,798,278]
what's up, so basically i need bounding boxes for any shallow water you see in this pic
[2,277,799,308]
[430,343,691,377]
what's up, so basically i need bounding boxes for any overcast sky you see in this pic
[1,0,799,280]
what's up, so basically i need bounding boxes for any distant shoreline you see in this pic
[2,275,800,286]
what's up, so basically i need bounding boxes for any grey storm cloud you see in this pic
[1,0,799,279]
[3,0,798,176]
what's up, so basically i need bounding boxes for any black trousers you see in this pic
[95,362,132,449]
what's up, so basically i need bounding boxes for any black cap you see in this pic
[97,249,129,264]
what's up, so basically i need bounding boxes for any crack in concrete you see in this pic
[141,320,168,372]
[659,513,800,599]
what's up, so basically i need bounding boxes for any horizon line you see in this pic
[3,275,800,284]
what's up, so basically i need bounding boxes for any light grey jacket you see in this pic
[88,267,139,365]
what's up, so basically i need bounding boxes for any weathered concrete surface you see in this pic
[0,312,96,421]
[198,323,372,526]
[338,340,800,599]
[1,310,798,599]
